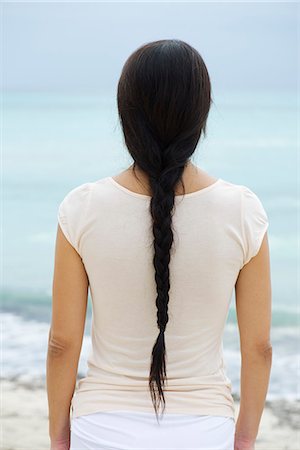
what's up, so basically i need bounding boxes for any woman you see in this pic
[47,39,272,450]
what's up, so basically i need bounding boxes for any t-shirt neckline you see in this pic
[107,176,223,200]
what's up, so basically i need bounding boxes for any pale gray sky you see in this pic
[2,1,298,93]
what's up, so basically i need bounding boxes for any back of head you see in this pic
[117,39,212,423]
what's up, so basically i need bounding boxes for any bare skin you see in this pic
[47,162,272,450]
[47,227,89,449]
[112,161,219,196]
[234,231,272,449]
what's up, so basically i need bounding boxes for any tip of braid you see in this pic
[149,327,168,423]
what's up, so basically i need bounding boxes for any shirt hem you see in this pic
[71,404,236,421]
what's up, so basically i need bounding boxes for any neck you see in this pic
[129,161,198,182]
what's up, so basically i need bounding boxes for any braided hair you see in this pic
[117,39,212,423]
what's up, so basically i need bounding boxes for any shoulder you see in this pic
[217,177,243,196]
[238,183,269,219]
[237,183,269,266]
[59,181,93,206]
[219,178,267,210]
[220,178,269,229]
[214,178,245,208]
[57,181,95,253]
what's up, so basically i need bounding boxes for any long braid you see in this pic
[135,161,186,423]
[117,39,212,423]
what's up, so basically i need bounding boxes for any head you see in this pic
[117,39,212,422]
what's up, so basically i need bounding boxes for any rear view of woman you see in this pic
[47,39,272,450]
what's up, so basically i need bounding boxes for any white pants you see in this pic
[70,410,235,450]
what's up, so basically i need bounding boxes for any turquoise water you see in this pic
[2,90,299,400]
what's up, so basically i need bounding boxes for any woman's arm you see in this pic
[46,224,89,449]
[234,232,272,449]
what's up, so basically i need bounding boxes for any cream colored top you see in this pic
[57,175,269,420]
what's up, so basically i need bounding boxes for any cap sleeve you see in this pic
[240,185,269,266]
[57,182,92,254]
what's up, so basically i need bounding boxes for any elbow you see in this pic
[242,340,273,364]
[48,333,71,357]
[255,340,273,359]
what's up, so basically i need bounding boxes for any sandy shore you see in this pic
[1,378,299,449]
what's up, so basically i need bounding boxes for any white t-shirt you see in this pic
[57,175,269,420]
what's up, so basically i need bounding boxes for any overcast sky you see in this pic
[2,1,298,93]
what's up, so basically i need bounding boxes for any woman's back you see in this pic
[57,174,268,421]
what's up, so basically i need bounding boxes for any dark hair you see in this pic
[117,39,212,422]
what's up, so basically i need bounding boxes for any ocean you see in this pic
[2,89,299,401]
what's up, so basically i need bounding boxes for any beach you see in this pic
[1,378,299,450]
